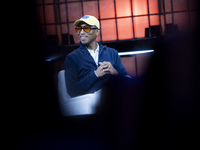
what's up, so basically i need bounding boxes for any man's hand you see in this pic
[95,62,109,77]
[95,61,118,77]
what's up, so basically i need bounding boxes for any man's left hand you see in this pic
[99,61,118,76]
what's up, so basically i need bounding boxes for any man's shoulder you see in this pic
[99,43,118,53]
[64,47,82,64]
[67,48,79,56]
[66,46,83,58]
[107,47,118,52]
[104,46,118,55]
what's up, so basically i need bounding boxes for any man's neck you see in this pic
[85,41,98,52]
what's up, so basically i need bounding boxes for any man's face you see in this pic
[77,23,99,45]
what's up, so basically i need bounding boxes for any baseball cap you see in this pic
[74,15,100,29]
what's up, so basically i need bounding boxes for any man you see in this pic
[65,15,127,97]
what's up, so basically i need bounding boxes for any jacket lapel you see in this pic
[79,42,97,67]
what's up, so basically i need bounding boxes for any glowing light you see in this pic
[45,56,60,61]
[118,50,154,56]
[116,0,131,17]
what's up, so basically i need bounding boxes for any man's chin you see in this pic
[81,40,88,45]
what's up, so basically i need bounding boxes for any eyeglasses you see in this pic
[75,26,98,33]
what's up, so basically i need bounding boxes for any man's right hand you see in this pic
[95,62,110,77]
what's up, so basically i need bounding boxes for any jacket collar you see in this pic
[79,41,105,55]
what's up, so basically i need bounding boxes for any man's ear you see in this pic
[96,29,100,36]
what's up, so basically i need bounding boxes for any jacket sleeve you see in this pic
[114,52,127,76]
[64,55,98,97]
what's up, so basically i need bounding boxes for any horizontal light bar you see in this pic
[46,50,154,61]
[118,50,154,56]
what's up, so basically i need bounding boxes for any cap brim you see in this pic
[74,19,91,26]
[74,20,82,27]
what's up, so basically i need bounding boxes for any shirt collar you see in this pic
[79,42,103,55]
[86,43,99,53]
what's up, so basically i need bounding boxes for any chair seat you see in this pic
[58,70,101,116]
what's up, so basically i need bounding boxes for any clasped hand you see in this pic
[95,61,118,77]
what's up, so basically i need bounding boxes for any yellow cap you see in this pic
[74,15,100,29]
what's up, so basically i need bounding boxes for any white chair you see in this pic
[58,70,101,116]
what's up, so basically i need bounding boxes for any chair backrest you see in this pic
[58,70,71,101]
[58,70,101,116]
[58,70,72,115]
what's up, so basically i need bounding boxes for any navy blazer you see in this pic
[64,42,127,97]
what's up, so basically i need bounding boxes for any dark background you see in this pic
[8,0,200,149]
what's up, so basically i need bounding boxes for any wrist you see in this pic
[94,71,99,78]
